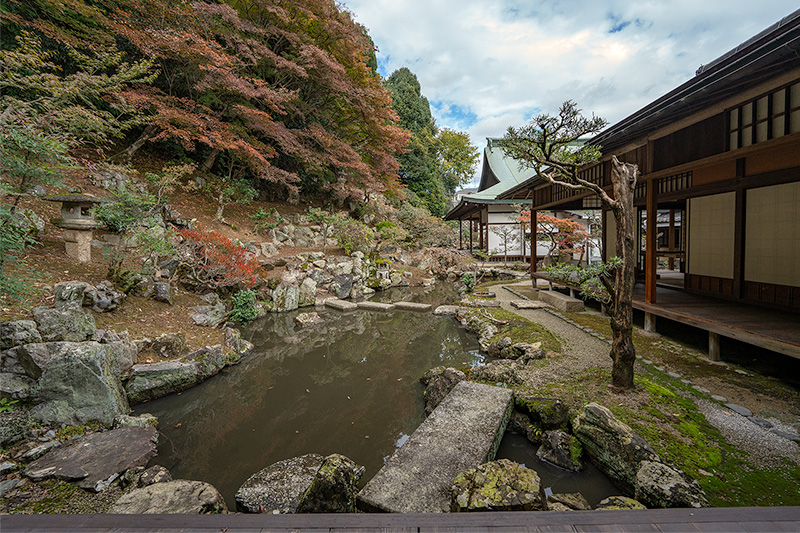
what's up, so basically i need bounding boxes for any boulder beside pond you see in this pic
[635,460,708,508]
[595,495,647,510]
[110,480,227,514]
[420,367,467,415]
[235,453,364,514]
[537,430,583,472]
[450,458,546,512]
[572,402,660,494]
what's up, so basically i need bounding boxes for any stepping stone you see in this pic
[539,291,584,312]
[433,305,464,316]
[725,403,753,417]
[393,302,432,312]
[356,301,395,312]
[749,417,773,429]
[667,372,682,379]
[511,300,549,310]
[770,429,800,443]
[692,385,711,394]
[710,395,728,402]
[357,381,513,513]
[325,299,358,311]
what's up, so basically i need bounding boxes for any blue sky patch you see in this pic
[607,12,632,33]
[432,101,478,129]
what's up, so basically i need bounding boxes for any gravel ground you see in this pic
[496,280,800,469]
[696,398,800,469]
[494,282,614,388]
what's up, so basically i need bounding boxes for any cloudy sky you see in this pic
[341,1,798,185]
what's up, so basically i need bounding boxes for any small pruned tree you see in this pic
[490,224,520,266]
[502,100,640,392]
[521,211,589,263]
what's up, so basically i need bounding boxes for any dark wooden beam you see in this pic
[645,180,658,304]
[733,157,747,298]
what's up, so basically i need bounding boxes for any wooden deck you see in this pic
[632,284,800,359]
[3,507,800,532]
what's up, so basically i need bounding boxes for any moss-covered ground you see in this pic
[470,281,800,507]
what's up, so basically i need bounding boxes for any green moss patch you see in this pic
[484,307,563,353]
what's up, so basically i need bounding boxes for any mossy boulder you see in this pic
[471,360,522,385]
[32,307,95,343]
[635,460,708,508]
[572,403,660,494]
[110,480,227,514]
[513,394,569,430]
[596,495,647,510]
[297,454,365,513]
[537,430,583,472]
[451,458,546,512]
[421,367,467,415]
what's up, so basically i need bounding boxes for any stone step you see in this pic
[324,299,358,311]
[357,381,513,513]
[511,300,550,310]
[356,301,395,312]
[539,290,584,312]
[393,301,432,312]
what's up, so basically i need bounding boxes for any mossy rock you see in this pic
[513,393,569,430]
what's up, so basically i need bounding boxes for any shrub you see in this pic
[397,203,457,248]
[229,289,259,325]
[334,218,374,255]
[250,208,284,234]
[178,229,263,289]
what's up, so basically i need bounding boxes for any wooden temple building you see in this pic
[498,10,800,360]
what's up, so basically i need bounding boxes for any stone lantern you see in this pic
[44,193,103,264]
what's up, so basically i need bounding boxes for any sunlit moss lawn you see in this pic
[470,282,800,507]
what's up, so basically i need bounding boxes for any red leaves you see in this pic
[178,229,263,289]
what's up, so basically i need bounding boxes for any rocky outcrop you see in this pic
[189,302,227,327]
[635,460,708,508]
[507,410,543,444]
[595,495,647,510]
[110,480,227,514]
[124,345,226,404]
[25,427,158,492]
[536,430,583,471]
[32,307,95,343]
[420,367,467,415]
[547,492,591,511]
[514,394,569,431]
[454,308,497,351]
[28,341,131,426]
[53,280,125,313]
[573,403,708,508]
[294,312,325,329]
[451,459,546,512]
[236,453,364,514]
[0,321,42,350]
[296,454,365,513]
[572,403,660,494]
[471,359,523,384]
[488,338,544,363]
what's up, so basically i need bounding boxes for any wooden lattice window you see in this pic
[729,81,800,150]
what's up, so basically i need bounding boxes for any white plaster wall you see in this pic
[745,181,800,287]
[487,209,524,256]
[688,192,736,279]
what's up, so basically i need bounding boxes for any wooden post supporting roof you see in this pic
[645,179,658,304]
[469,219,473,253]
[459,219,462,249]
[530,205,536,273]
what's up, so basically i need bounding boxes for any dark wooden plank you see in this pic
[575,525,660,533]
[657,522,746,532]
[738,521,799,532]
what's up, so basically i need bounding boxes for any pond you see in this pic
[136,285,620,509]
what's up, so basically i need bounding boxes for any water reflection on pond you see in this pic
[136,287,483,506]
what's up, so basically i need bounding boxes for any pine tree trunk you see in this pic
[202,148,220,173]
[608,158,638,391]
[119,124,157,162]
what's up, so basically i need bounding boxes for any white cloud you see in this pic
[342,0,799,185]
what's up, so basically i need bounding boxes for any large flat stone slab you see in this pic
[511,300,550,310]
[539,290,584,312]
[324,299,358,311]
[357,381,513,513]
[356,301,395,312]
[25,427,158,492]
[393,301,432,312]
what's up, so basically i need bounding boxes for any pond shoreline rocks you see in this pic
[235,453,364,514]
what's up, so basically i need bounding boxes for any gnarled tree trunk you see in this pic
[608,157,639,390]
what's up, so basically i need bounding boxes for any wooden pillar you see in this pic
[469,219,473,253]
[530,207,537,273]
[709,331,722,361]
[733,158,747,299]
[668,209,676,270]
[645,179,657,304]
[644,312,656,333]
[478,215,484,252]
[459,219,462,249]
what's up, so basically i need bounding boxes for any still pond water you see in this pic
[137,286,619,508]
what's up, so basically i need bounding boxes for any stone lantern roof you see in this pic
[44,193,104,230]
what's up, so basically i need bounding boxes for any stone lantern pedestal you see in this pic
[44,194,103,264]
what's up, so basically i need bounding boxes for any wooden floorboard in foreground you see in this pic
[3,507,800,532]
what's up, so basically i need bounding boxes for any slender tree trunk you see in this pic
[216,192,226,222]
[118,124,157,162]
[608,158,639,391]
[202,147,220,173]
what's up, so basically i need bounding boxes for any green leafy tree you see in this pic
[502,100,642,392]
[436,128,479,197]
